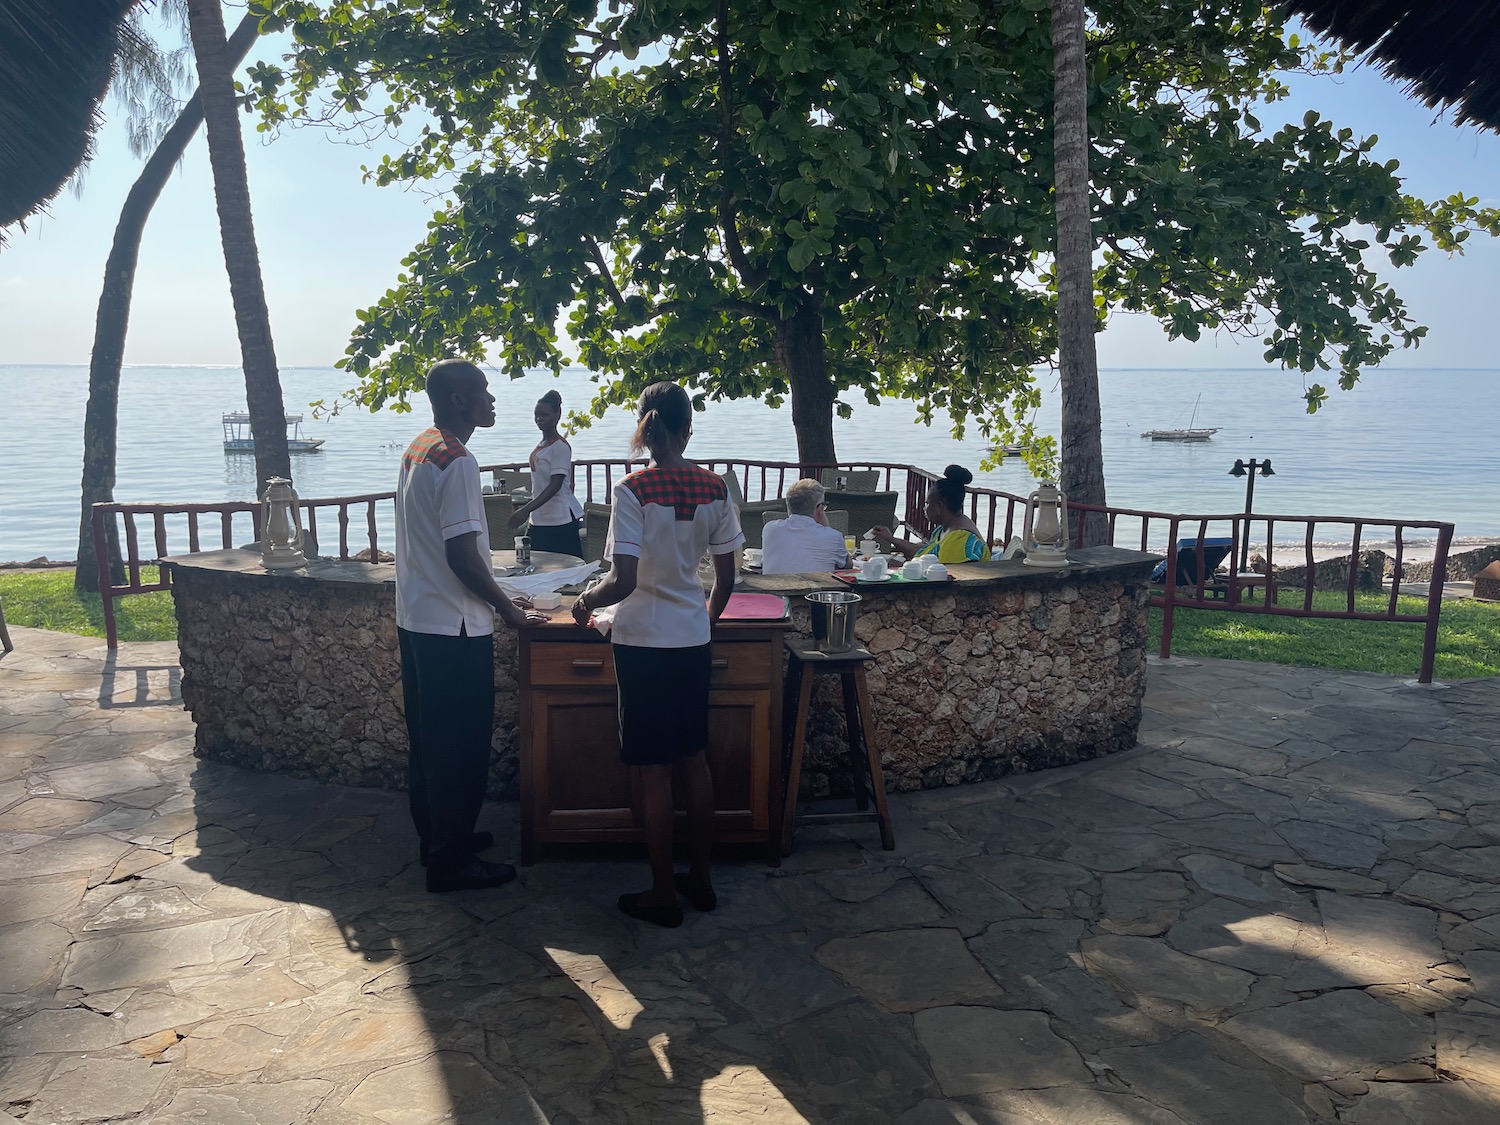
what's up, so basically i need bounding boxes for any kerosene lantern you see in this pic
[1021,481,1071,568]
[261,477,307,570]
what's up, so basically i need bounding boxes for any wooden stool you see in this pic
[781,640,894,856]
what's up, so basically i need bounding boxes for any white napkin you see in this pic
[494,561,601,601]
[589,604,617,637]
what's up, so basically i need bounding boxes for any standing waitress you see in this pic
[570,382,743,928]
[509,389,584,557]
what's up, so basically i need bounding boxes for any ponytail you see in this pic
[629,382,692,456]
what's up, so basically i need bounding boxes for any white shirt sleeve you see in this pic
[710,499,745,555]
[606,482,644,558]
[438,456,485,541]
[821,524,850,566]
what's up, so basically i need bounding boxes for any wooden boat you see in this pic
[222,412,326,453]
[1141,394,1219,442]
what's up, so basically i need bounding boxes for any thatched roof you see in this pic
[1288,1,1500,130]
[0,0,140,229]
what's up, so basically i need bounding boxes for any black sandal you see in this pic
[618,891,684,929]
[674,874,718,913]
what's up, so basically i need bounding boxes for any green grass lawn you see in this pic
[0,568,177,643]
[4,568,1495,678]
[1149,588,1500,680]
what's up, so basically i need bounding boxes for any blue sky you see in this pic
[3,25,1500,369]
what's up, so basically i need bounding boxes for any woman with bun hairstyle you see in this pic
[569,382,743,928]
[508,389,584,557]
[870,464,987,564]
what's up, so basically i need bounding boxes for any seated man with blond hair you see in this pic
[762,478,849,574]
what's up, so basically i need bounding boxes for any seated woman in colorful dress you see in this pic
[870,465,987,564]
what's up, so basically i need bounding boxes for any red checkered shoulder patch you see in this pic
[621,466,727,521]
[403,428,469,471]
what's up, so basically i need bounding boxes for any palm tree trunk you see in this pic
[185,0,290,494]
[1052,0,1108,547]
[75,13,261,593]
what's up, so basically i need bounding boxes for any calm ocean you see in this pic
[2,364,1496,562]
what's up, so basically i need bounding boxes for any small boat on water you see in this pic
[222,412,326,453]
[1141,394,1219,442]
[987,442,1035,456]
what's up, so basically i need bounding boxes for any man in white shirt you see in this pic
[395,360,543,893]
[761,478,850,574]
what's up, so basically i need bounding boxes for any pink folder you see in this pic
[719,593,790,620]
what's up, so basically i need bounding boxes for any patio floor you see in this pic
[2,626,1499,1124]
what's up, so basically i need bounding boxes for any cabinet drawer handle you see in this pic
[711,659,730,670]
[571,659,606,672]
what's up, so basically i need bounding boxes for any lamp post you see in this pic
[1228,458,1274,572]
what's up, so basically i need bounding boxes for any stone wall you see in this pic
[172,553,1154,801]
[793,576,1151,797]
[1392,543,1500,583]
[172,566,523,800]
[1271,550,1389,593]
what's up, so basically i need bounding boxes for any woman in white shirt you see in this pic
[570,382,743,928]
[509,389,584,557]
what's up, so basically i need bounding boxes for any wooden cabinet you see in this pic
[518,621,788,863]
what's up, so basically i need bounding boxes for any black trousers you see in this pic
[398,626,494,872]
[527,518,584,558]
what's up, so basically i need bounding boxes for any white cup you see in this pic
[859,537,878,558]
[902,559,925,581]
[918,554,943,576]
[864,555,888,580]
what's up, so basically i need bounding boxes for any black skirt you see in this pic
[527,518,583,558]
[612,642,711,765]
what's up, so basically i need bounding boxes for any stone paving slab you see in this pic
[2,626,1500,1122]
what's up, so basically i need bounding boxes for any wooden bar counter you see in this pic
[516,609,791,863]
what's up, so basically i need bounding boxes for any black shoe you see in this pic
[674,873,717,913]
[426,857,517,893]
[618,891,684,928]
[419,831,496,867]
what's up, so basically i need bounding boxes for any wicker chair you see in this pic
[738,499,786,548]
[819,469,881,493]
[762,508,847,538]
[581,502,613,564]
[821,490,898,540]
[483,493,518,545]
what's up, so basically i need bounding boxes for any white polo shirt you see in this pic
[394,427,493,636]
[605,465,744,648]
[762,514,848,574]
[527,437,583,526]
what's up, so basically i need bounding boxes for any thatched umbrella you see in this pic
[0,0,141,228]
[1288,1,1500,130]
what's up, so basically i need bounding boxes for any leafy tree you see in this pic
[247,0,1499,466]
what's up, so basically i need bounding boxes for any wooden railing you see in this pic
[92,459,1455,681]
[90,492,394,648]
[945,483,1455,683]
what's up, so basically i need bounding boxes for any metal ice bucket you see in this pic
[805,590,862,654]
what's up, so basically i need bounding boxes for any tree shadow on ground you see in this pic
[169,758,855,1124]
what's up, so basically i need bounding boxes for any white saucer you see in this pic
[858,574,890,583]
